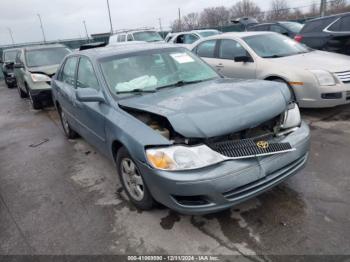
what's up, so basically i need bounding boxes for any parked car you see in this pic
[51,43,310,215]
[165,30,221,49]
[248,21,304,38]
[192,32,350,108]
[0,48,20,88]
[109,30,164,43]
[295,12,350,55]
[14,44,71,109]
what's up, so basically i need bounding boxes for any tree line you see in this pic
[170,0,350,31]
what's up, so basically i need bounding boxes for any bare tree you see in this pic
[183,12,200,30]
[307,2,319,17]
[328,0,347,14]
[292,8,303,20]
[170,19,185,32]
[200,6,230,28]
[267,0,290,21]
[230,0,261,18]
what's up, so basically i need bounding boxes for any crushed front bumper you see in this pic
[138,121,310,215]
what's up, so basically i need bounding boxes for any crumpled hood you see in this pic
[271,50,350,72]
[28,64,59,76]
[118,78,290,138]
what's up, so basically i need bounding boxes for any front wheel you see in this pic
[272,79,297,102]
[116,147,154,210]
[17,84,27,98]
[27,88,42,110]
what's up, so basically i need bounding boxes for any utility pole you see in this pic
[106,0,114,34]
[158,18,163,32]
[7,27,15,45]
[37,14,46,43]
[320,0,327,17]
[83,20,90,42]
[178,8,182,31]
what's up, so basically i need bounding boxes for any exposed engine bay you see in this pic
[121,106,285,145]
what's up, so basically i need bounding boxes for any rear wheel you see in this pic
[58,106,79,139]
[116,147,154,210]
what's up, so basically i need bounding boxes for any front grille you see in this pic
[222,154,307,201]
[172,195,209,206]
[334,71,350,83]
[207,138,293,159]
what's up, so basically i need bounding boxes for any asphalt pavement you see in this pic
[0,81,349,259]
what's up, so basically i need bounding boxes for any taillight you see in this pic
[294,35,303,42]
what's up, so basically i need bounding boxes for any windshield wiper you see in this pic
[116,88,156,94]
[263,54,285,58]
[156,79,211,91]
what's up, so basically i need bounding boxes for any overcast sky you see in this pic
[0,0,315,45]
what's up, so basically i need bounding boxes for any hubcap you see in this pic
[121,158,144,201]
[61,110,70,134]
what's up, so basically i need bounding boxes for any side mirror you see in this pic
[234,55,253,63]
[76,88,105,103]
[14,63,24,69]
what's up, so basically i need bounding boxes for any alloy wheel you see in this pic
[120,158,144,201]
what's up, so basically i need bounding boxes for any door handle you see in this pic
[216,63,224,68]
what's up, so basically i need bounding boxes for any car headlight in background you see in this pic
[310,70,336,86]
[30,73,51,82]
[146,145,225,171]
[281,103,301,129]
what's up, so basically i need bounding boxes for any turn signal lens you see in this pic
[147,151,175,170]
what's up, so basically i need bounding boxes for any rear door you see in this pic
[74,56,107,152]
[193,39,219,70]
[326,15,350,55]
[54,56,79,130]
[214,39,256,79]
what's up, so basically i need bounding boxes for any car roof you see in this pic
[2,47,20,52]
[73,42,184,60]
[306,12,349,23]
[21,44,67,51]
[212,31,273,38]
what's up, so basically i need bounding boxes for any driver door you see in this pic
[215,39,256,79]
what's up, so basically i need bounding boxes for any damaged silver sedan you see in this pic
[51,43,310,215]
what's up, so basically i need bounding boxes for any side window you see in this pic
[77,57,99,90]
[303,17,335,33]
[219,40,248,59]
[196,40,217,58]
[330,16,350,32]
[117,35,121,42]
[184,34,199,44]
[175,34,185,44]
[127,34,133,41]
[60,57,78,86]
[15,51,22,64]
[271,25,288,34]
[120,34,126,42]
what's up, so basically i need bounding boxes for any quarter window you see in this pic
[77,57,99,90]
[127,34,133,41]
[196,40,217,58]
[219,39,247,59]
[60,56,78,86]
[329,16,350,32]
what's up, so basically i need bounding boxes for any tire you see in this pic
[116,147,154,210]
[58,106,79,139]
[17,83,27,98]
[27,88,42,110]
[272,79,297,102]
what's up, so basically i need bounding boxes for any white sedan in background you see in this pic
[192,32,350,108]
[165,29,221,49]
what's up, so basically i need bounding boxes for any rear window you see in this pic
[301,17,337,33]
[3,50,18,62]
[328,16,350,32]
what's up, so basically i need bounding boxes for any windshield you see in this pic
[26,47,70,67]
[101,49,219,94]
[3,50,18,62]
[133,31,163,42]
[197,30,221,38]
[243,33,310,58]
[280,22,304,33]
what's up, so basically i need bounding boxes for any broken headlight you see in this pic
[30,73,51,82]
[281,103,301,130]
[146,145,225,171]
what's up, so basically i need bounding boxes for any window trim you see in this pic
[217,38,254,62]
[58,55,79,88]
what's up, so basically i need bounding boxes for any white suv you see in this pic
[109,30,164,43]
